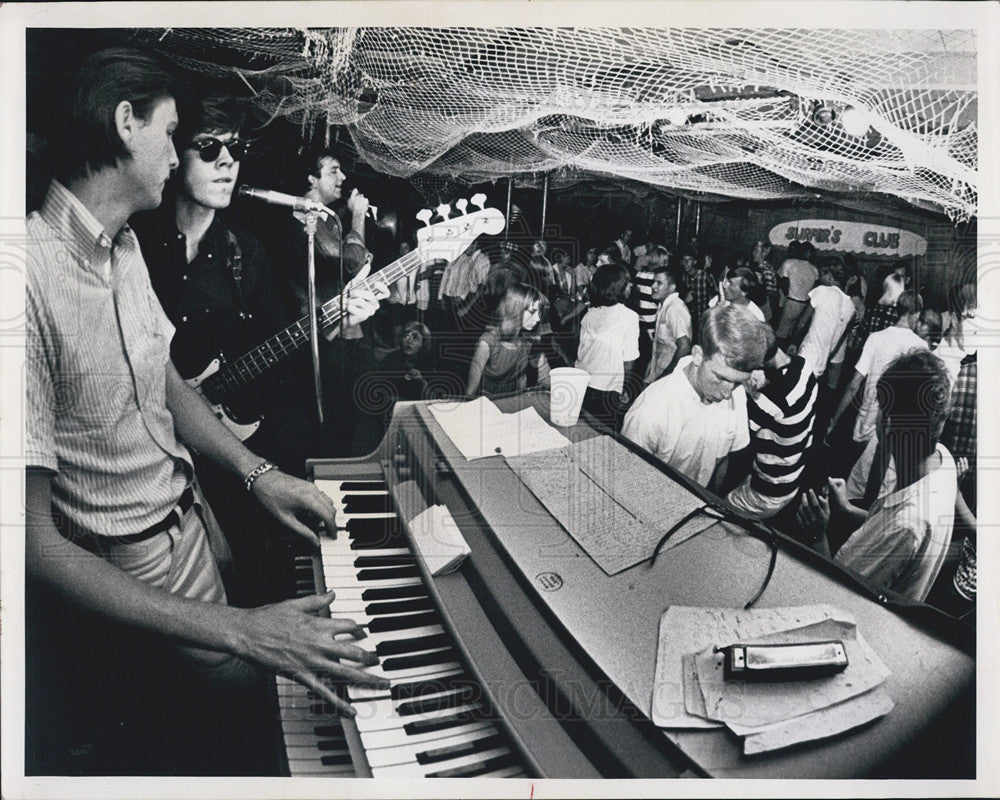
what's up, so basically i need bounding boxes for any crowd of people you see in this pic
[364,225,976,622]
[23,46,976,776]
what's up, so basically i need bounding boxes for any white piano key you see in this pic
[372,746,511,778]
[285,757,355,777]
[322,547,412,563]
[354,697,481,733]
[363,725,502,769]
[359,718,494,752]
[360,657,463,683]
[346,665,463,703]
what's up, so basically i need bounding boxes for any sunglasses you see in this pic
[188,137,250,162]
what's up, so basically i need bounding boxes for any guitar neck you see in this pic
[202,251,425,399]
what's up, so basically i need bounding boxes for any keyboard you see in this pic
[276,478,527,779]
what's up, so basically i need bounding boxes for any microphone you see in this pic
[238,186,330,215]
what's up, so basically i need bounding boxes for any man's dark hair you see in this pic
[589,263,630,307]
[730,266,762,304]
[299,149,342,186]
[54,47,177,183]
[174,94,246,150]
[818,257,846,287]
[876,350,951,459]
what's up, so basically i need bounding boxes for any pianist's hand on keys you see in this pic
[249,467,340,547]
[235,590,391,717]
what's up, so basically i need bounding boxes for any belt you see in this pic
[114,486,195,545]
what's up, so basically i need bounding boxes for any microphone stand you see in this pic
[302,208,325,435]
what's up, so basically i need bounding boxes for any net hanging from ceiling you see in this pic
[131,27,978,221]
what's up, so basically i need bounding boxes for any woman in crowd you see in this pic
[466,283,550,397]
[575,263,640,430]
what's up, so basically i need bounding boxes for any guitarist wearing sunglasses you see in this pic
[26,55,385,774]
[133,93,386,603]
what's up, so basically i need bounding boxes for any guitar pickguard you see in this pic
[187,357,262,441]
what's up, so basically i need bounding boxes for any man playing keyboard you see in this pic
[24,47,386,773]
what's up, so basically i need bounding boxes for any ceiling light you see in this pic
[840,106,871,137]
[811,101,836,126]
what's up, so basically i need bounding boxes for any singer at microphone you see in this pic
[276,149,373,318]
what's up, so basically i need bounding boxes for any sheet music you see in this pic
[428,397,570,460]
[506,436,706,575]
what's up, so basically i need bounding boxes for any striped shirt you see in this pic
[727,355,818,518]
[26,180,192,539]
[630,269,659,338]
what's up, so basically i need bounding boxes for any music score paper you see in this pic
[506,436,706,575]
[429,397,571,460]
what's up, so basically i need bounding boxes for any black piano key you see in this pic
[376,632,449,657]
[395,685,476,717]
[361,584,426,602]
[381,647,457,672]
[311,701,339,716]
[367,611,439,634]
[314,725,346,738]
[365,598,434,617]
[357,566,421,582]
[402,708,487,736]
[391,673,479,702]
[416,733,505,766]
[342,495,395,514]
[347,520,405,549]
[318,738,347,751]
[339,480,386,492]
[354,554,417,569]
[320,753,354,766]
[427,751,518,778]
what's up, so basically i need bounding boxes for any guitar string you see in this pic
[206,247,430,395]
[207,214,496,394]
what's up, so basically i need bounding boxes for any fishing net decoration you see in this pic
[130,27,978,222]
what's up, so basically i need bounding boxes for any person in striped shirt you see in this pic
[726,330,819,520]
[25,48,386,751]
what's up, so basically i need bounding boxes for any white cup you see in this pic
[549,367,590,426]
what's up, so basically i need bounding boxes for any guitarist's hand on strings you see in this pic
[250,468,339,547]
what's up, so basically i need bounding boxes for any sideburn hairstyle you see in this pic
[174,94,247,150]
[54,47,177,183]
[589,263,630,307]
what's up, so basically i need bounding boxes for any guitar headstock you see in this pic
[415,195,506,263]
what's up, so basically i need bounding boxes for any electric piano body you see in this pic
[279,390,974,779]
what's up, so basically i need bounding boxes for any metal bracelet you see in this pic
[244,460,278,492]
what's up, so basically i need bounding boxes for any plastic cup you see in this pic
[549,367,590,426]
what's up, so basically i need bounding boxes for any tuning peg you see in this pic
[435,203,452,221]
[470,193,487,209]
[455,198,469,214]
[416,209,433,226]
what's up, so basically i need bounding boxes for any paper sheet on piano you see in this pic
[429,397,571,460]
[505,435,707,575]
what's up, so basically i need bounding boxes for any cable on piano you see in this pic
[647,505,714,569]
[647,503,778,610]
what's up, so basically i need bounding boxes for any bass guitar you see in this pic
[187,195,505,440]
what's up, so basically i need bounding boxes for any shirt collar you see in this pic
[876,444,952,510]
[40,180,117,277]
